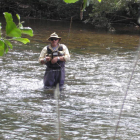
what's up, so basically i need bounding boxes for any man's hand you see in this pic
[45,57,51,62]
[40,57,51,64]
[51,57,58,64]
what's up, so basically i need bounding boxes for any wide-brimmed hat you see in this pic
[48,32,61,41]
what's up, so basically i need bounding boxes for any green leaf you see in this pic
[4,44,9,53]
[4,12,21,37]
[13,38,30,44]
[6,21,21,37]
[82,0,87,11]
[63,0,79,3]
[18,23,23,28]
[16,14,20,21]
[0,40,5,56]
[98,0,102,2]
[4,40,13,49]
[20,27,34,37]
[3,12,13,22]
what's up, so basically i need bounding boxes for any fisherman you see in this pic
[38,32,70,90]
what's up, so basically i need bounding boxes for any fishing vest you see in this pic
[45,45,65,69]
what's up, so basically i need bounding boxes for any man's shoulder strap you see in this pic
[58,44,63,51]
[46,45,50,49]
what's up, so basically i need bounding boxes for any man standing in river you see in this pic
[38,32,70,90]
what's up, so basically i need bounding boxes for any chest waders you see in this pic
[43,45,65,90]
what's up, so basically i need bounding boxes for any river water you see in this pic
[0,19,140,140]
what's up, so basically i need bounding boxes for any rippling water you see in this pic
[0,19,140,140]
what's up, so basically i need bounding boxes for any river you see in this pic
[0,18,140,140]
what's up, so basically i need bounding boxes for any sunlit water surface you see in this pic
[0,19,140,140]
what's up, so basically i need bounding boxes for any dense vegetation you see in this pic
[86,0,140,28]
[0,0,140,28]
[0,0,82,20]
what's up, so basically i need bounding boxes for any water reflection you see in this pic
[0,19,140,139]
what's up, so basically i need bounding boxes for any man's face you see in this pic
[50,38,59,47]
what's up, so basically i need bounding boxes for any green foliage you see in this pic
[0,12,33,56]
[64,0,79,3]
[0,0,139,29]
[20,27,33,37]
[0,0,81,20]
[63,0,102,20]
[64,0,102,3]
[83,0,139,28]
[13,38,30,44]
[0,40,5,56]
[87,0,118,27]
[4,12,21,37]
[64,0,139,28]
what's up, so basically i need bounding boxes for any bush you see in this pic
[83,0,140,28]
[0,0,82,20]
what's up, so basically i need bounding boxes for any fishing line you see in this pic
[113,43,140,140]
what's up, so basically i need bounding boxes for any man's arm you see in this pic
[62,44,70,61]
[38,46,51,64]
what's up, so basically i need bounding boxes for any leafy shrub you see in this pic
[0,12,33,56]
[83,0,140,28]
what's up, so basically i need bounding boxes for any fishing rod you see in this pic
[113,43,140,140]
